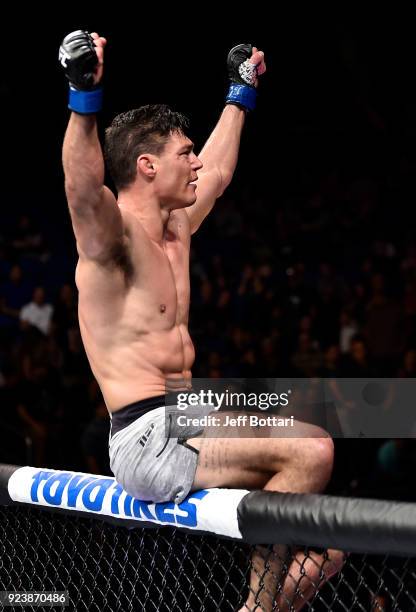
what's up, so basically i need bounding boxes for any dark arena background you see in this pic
[2,9,416,611]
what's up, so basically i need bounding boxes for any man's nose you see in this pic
[192,154,203,170]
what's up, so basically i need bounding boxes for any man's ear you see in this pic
[137,155,156,177]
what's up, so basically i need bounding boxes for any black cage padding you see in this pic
[238,490,416,556]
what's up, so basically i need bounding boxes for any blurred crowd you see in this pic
[1,157,416,501]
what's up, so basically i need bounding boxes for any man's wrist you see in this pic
[225,83,256,112]
[68,86,103,114]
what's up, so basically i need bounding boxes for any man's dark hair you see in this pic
[104,104,189,191]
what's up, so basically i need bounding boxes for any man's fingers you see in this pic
[89,32,106,82]
[89,32,106,66]
[250,50,263,65]
[257,59,266,76]
[91,32,107,48]
[95,47,104,65]
[250,49,266,75]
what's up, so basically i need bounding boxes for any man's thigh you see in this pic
[188,435,272,490]
[186,411,313,491]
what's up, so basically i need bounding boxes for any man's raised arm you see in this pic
[60,31,123,263]
[185,44,266,234]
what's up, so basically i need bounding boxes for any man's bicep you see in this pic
[68,185,124,261]
[185,167,223,234]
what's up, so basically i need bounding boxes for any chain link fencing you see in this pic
[1,505,415,611]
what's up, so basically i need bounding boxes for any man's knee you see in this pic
[310,434,334,468]
[308,435,334,489]
[295,434,334,492]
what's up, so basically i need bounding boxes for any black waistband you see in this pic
[110,395,166,437]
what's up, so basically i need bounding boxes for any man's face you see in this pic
[351,341,366,363]
[33,287,45,305]
[154,132,203,210]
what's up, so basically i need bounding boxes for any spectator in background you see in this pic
[292,330,322,377]
[364,273,404,375]
[397,348,416,378]
[20,286,53,336]
[0,364,27,464]
[341,334,375,378]
[0,264,33,332]
[81,381,110,475]
[16,328,62,466]
[339,308,358,354]
[60,326,91,406]
[319,344,341,378]
[51,283,78,351]
[314,262,345,347]
[8,213,49,261]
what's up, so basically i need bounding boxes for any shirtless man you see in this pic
[59,31,343,611]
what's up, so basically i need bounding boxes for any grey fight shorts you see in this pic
[109,400,209,505]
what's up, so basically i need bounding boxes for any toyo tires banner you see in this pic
[7,466,248,539]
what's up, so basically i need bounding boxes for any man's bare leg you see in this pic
[241,547,346,611]
[276,548,346,611]
[187,414,338,612]
[238,437,338,611]
[240,543,290,611]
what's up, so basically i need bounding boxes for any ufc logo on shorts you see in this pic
[139,423,155,448]
[59,47,70,68]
